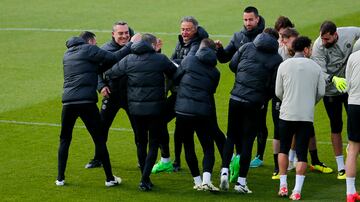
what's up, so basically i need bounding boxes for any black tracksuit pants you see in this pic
[132,115,166,183]
[163,94,225,164]
[174,114,215,177]
[93,93,137,160]
[57,103,113,181]
[222,99,260,178]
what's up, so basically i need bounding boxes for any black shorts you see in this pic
[279,119,312,162]
[348,104,360,142]
[323,94,348,133]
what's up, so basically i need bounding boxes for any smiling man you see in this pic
[85,21,142,169]
[215,6,265,63]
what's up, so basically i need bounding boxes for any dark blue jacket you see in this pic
[229,32,282,105]
[105,41,177,116]
[62,37,117,104]
[174,47,220,116]
[217,16,265,63]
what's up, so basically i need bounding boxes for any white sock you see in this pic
[289,149,296,162]
[346,177,356,195]
[161,157,170,163]
[221,168,229,176]
[294,175,305,193]
[237,177,246,186]
[280,175,287,187]
[193,176,202,185]
[202,172,211,184]
[336,155,345,171]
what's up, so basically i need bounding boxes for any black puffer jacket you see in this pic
[217,16,265,63]
[97,27,135,94]
[105,41,177,116]
[229,32,282,105]
[174,47,220,116]
[62,37,117,104]
[171,26,209,65]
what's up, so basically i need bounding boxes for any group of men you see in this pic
[56,5,360,201]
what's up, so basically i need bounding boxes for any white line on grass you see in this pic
[0,119,133,132]
[0,27,232,38]
[0,119,340,145]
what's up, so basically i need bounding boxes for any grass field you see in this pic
[1,0,360,201]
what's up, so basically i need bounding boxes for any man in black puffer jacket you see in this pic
[86,21,142,169]
[219,28,282,193]
[215,6,265,63]
[152,16,225,173]
[214,6,265,182]
[173,39,220,191]
[105,33,177,191]
[151,16,211,173]
[57,31,121,187]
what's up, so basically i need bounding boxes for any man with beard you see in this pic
[219,28,282,193]
[214,6,265,183]
[312,21,360,180]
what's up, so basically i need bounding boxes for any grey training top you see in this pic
[346,49,360,105]
[312,27,360,96]
[276,53,325,122]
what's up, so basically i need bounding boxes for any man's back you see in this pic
[276,56,325,122]
[105,41,177,116]
[175,47,220,116]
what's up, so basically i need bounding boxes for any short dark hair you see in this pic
[244,6,259,17]
[112,20,128,32]
[281,28,299,39]
[320,21,337,36]
[292,36,312,52]
[263,27,279,40]
[199,38,216,50]
[180,16,199,29]
[79,31,95,42]
[141,33,157,46]
[274,16,295,31]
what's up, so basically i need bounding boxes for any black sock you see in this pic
[309,149,320,165]
[273,153,279,171]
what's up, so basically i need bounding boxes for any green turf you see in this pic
[1,0,360,201]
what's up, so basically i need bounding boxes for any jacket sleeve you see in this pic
[97,74,107,92]
[88,46,117,72]
[316,69,326,103]
[104,57,127,80]
[212,69,221,94]
[217,34,238,63]
[311,38,332,84]
[229,46,244,73]
[346,53,355,95]
[164,56,178,80]
[113,42,132,61]
[275,64,284,101]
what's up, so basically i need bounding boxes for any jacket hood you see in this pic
[241,15,265,38]
[195,47,217,66]
[66,37,86,48]
[253,32,279,53]
[130,40,155,54]
[178,26,209,45]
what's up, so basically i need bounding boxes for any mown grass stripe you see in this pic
[0,27,232,38]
